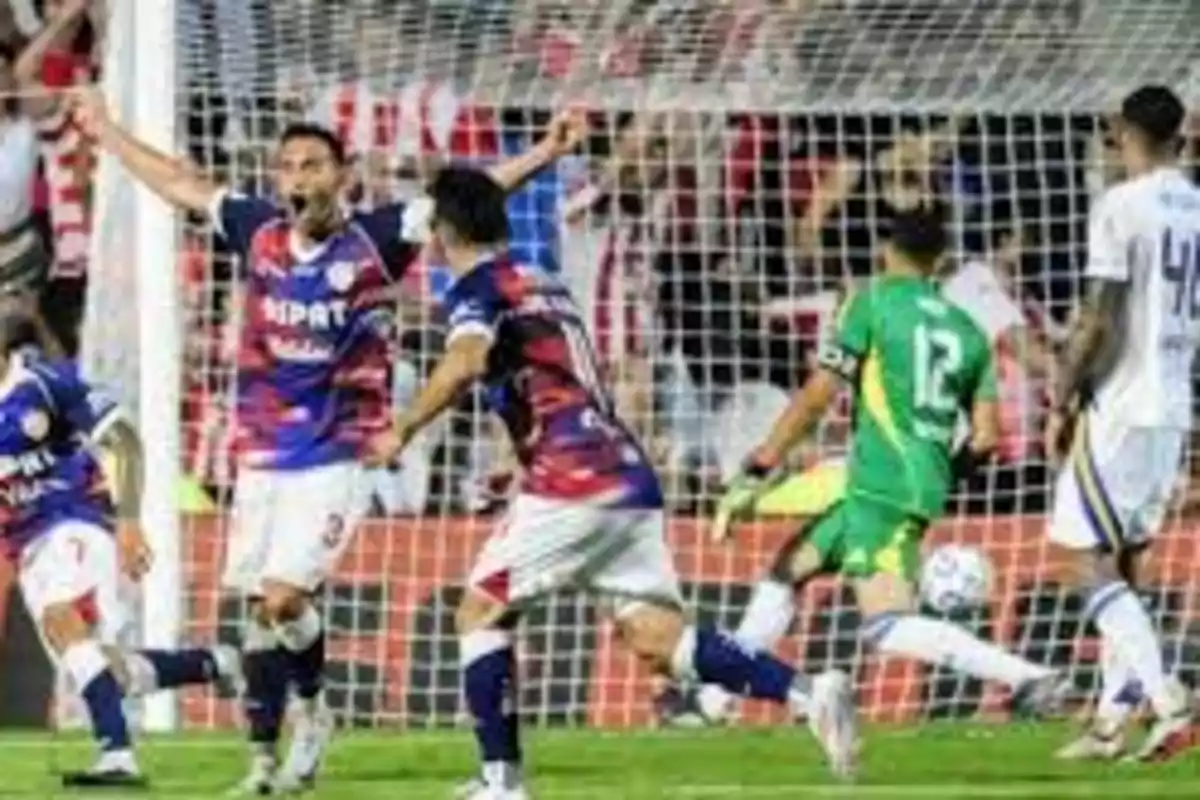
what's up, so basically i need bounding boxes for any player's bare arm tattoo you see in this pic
[1052,278,1128,410]
[96,418,144,521]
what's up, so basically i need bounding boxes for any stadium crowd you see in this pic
[1,0,1200,519]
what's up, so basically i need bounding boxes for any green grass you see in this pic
[5,723,1199,799]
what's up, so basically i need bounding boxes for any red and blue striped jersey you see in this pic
[0,353,119,558]
[443,255,662,507]
[211,192,415,470]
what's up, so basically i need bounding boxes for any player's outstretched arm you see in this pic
[756,368,841,466]
[69,87,220,214]
[486,107,587,193]
[364,333,491,467]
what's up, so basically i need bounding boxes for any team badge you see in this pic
[327,261,356,293]
[321,514,346,549]
[21,410,49,441]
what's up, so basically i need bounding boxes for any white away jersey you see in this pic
[1087,167,1200,429]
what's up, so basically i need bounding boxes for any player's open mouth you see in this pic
[289,195,309,215]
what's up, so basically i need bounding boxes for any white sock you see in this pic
[1087,581,1180,719]
[865,614,1050,688]
[1095,636,1138,731]
[274,605,322,652]
[734,580,796,652]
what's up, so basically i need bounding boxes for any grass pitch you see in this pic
[4,723,1198,799]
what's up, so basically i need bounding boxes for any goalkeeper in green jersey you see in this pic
[659,204,1067,726]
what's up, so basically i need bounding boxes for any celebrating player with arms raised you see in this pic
[366,166,858,799]
[709,204,1066,720]
[0,299,239,788]
[71,88,585,794]
[1046,85,1198,762]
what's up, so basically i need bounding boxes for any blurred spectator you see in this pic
[943,217,1053,514]
[16,0,97,352]
[0,42,44,297]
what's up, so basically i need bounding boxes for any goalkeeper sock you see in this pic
[461,629,522,783]
[1095,635,1141,731]
[673,627,810,712]
[62,639,132,754]
[275,605,325,704]
[734,579,796,652]
[863,613,1050,688]
[242,619,289,754]
[124,648,221,696]
[1086,581,1181,719]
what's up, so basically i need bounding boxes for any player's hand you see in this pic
[1044,408,1076,469]
[539,106,588,158]
[68,86,110,139]
[363,426,408,468]
[116,520,153,582]
[710,452,779,544]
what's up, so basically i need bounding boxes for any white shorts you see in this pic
[1048,413,1186,551]
[468,494,682,613]
[223,461,372,594]
[18,520,128,645]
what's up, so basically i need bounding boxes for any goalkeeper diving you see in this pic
[662,204,1067,726]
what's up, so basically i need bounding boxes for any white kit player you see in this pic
[1045,85,1199,762]
[71,88,588,794]
[365,166,858,800]
[0,300,240,788]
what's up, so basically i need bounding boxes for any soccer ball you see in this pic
[919,544,992,614]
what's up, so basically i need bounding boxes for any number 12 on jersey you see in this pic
[914,323,962,413]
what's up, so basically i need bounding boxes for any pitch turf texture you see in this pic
[5,724,1198,799]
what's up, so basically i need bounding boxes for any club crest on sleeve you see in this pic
[21,409,49,441]
[327,261,357,293]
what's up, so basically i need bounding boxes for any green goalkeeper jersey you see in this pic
[818,274,997,519]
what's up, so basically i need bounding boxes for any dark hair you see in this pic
[427,166,509,247]
[889,203,948,266]
[1121,85,1186,150]
[0,43,16,66]
[278,123,347,165]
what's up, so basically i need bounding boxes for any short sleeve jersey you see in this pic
[211,191,419,469]
[0,352,121,557]
[442,255,662,507]
[819,275,996,518]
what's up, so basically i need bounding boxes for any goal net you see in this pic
[82,0,1200,730]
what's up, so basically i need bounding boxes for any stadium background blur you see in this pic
[0,0,1199,748]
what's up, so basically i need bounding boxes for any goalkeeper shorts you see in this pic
[808,494,928,581]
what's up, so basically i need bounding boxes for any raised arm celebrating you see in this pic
[69,87,219,214]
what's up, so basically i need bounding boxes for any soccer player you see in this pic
[0,299,239,787]
[1044,85,1198,762]
[365,166,858,799]
[71,88,586,793]
[699,203,1066,725]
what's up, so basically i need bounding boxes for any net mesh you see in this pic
[86,0,1200,728]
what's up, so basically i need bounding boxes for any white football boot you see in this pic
[806,670,858,780]
[453,763,530,800]
[228,753,277,797]
[1055,723,1126,761]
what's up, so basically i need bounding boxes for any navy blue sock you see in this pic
[80,669,132,752]
[137,648,220,689]
[691,628,798,702]
[462,636,521,765]
[242,646,289,747]
[285,633,325,701]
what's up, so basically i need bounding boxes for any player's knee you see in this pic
[1057,546,1121,590]
[614,604,685,673]
[41,601,89,653]
[769,534,821,585]
[260,582,307,623]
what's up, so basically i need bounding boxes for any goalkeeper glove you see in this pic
[711,453,779,543]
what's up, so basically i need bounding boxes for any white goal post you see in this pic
[83,0,1200,732]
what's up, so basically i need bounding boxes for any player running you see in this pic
[704,204,1066,724]
[0,299,240,788]
[1045,85,1198,762]
[70,88,586,794]
[365,166,859,799]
